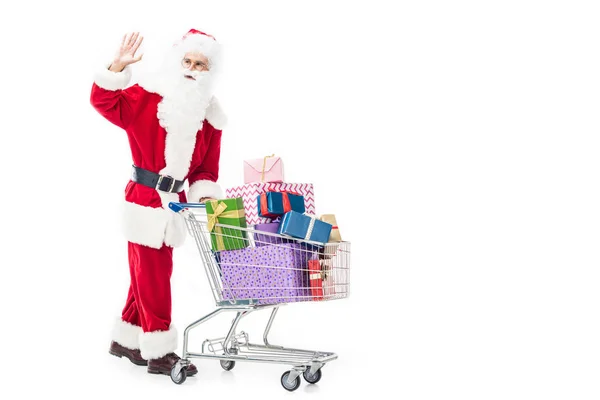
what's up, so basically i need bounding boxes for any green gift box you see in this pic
[206,198,249,251]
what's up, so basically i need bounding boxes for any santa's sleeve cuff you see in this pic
[93,63,132,91]
[205,96,227,130]
[188,180,223,202]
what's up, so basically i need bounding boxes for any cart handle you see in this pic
[169,202,207,213]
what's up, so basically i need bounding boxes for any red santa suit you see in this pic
[90,30,226,360]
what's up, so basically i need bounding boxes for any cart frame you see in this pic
[168,202,349,390]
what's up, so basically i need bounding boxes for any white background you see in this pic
[1,0,599,398]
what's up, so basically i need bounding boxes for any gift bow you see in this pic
[261,154,276,182]
[207,201,245,232]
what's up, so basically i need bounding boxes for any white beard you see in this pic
[157,68,214,143]
[139,66,215,183]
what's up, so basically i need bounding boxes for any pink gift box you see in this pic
[243,156,284,184]
[225,182,315,226]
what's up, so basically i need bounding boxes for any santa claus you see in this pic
[90,29,227,376]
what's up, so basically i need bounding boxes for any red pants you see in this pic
[121,242,173,333]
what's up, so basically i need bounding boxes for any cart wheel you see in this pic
[281,371,301,391]
[303,368,322,384]
[220,360,236,371]
[170,365,187,385]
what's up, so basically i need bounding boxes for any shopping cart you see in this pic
[168,202,350,391]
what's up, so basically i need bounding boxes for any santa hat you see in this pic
[172,28,222,71]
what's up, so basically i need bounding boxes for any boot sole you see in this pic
[109,349,148,366]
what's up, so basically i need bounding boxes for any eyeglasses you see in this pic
[182,58,209,71]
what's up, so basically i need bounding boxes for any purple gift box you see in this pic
[254,221,293,246]
[219,243,315,304]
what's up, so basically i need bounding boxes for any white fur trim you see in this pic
[122,200,170,249]
[188,180,223,202]
[164,213,186,248]
[158,112,200,181]
[139,326,178,360]
[205,96,227,130]
[157,192,187,248]
[111,319,142,350]
[155,94,202,248]
[94,64,132,91]
[177,33,221,71]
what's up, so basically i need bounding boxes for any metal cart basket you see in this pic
[168,202,350,391]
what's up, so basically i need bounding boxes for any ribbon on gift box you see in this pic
[319,214,341,242]
[259,191,301,218]
[261,154,276,182]
[207,201,246,250]
[305,215,317,240]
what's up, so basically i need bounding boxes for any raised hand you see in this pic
[109,32,144,72]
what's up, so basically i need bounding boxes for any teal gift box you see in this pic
[278,211,332,244]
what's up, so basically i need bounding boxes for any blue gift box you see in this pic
[278,211,332,244]
[257,192,305,218]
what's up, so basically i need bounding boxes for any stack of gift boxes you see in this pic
[204,155,342,305]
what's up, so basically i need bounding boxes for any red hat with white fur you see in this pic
[173,28,221,70]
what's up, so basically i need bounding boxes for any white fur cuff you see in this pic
[188,180,223,203]
[94,63,132,91]
[139,326,178,360]
[112,319,142,350]
[205,97,227,130]
[157,192,187,248]
[122,200,170,249]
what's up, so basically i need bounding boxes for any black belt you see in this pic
[131,165,185,193]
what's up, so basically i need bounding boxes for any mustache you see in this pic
[182,69,210,81]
